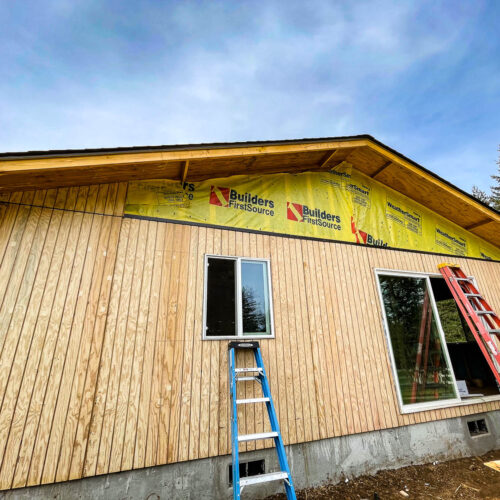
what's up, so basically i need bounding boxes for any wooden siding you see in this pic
[0,183,499,490]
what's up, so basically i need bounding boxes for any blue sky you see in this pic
[1,1,499,193]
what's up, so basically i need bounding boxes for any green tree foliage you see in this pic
[490,151,500,210]
[242,286,266,332]
[471,185,491,205]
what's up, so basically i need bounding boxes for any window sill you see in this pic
[203,335,275,341]
[400,394,500,414]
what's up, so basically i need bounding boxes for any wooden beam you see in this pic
[181,160,189,185]
[370,161,392,178]
[318,149,338,169]
[465,218,493,231]
[0,140,367,173]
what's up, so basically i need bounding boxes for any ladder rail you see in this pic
[229,347,241,499]
[439,264,500,385]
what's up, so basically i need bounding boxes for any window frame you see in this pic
[374,268,462,413]
[202,254,275,340]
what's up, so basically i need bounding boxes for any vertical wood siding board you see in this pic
[177,226,199,462]
[132,222,162,469]
[0,205,45,426]
[81,218,131,478]
[73,187,90,212]
[0,205,35,347]
[122,221,156,471]
[107,219,148,473]
[284,239,306,444]
[198,228,214,458]
[94,218,140,475]
[0,205,47,411]
[314,240,343,437]
[274,236,294,445]
[350,245,382,431]
[153,223,176,464]
[315,241,342,437]
[10,207,75,489]
[346,245,378,432]
[42,209,106,483]
[84,185,99,214]
[143,223,168,468]
[330,243,359,435]
[157,225,182,465]
[20,191,35,205]
[269,237,285,443]
[282,236,301,444]
[341,243,372,433]
[93,185,110,215]
[103,183,119,216]
[323,242,351,437]
[73,216,122,476]
[7,192,23,204]
[358,246,393,430]
[1,207,63,490]
[25,206,89,486]
[167,225,191,463]
[60,216,121,482]
[114,182,129,217]
[0,203,21,268]
[41,209,111,484]
[0,206,54,488]
[0,202,8,229]
[44,204,103,482]
[31,190,47,207]
[216,230,229,455]
[315,240,341,437]
[188,226,206,461]
[304,240,331,439]
[208,229,222,457]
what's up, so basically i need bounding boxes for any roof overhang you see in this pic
[1,135,499,248]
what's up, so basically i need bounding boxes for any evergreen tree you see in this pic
[490,150,500,210]
[471,185,490,205]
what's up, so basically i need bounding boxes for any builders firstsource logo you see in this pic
[351,216,387,247]
[209,186,275,216]
[286,202,341,230]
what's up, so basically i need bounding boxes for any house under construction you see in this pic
[0,135,499,499]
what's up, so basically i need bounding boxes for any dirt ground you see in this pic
[265,450,500,500]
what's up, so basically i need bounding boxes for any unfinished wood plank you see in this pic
[81,219,131,478]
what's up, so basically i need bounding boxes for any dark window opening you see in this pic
[430,277,500,398]
[467,418,489,437]
[206,258,236,337]
[228,459,265,485]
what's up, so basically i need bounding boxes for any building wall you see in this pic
[0,182,499,491]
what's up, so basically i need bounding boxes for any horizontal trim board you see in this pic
[124,214,500,263]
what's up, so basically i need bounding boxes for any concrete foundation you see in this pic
[2,410,499,500]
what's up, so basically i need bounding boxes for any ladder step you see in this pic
[236,397,270,404]
[455,277,473,282]
[235,367,263,373]
[465,293,482,298]
[238,431,279,442]
[476,310,496,316]
[488,329,500,334]
[239,471,288,487]
[236,376,261,382]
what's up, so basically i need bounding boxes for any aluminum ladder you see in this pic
[228,341,296,500]
[438,263,500,385]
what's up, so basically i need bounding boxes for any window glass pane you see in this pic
[206,258,236,336]
[241,261,271,335]
[379,275,457,405]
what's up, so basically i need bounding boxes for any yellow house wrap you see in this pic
[125,163,500,261]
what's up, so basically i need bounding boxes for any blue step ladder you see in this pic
[228,341,297,500]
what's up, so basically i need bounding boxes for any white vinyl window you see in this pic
[375,269,500,413]
[203,255,274,339]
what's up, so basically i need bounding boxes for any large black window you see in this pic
[204,256,273,338]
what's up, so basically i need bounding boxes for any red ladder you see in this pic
[438,263,500,385]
